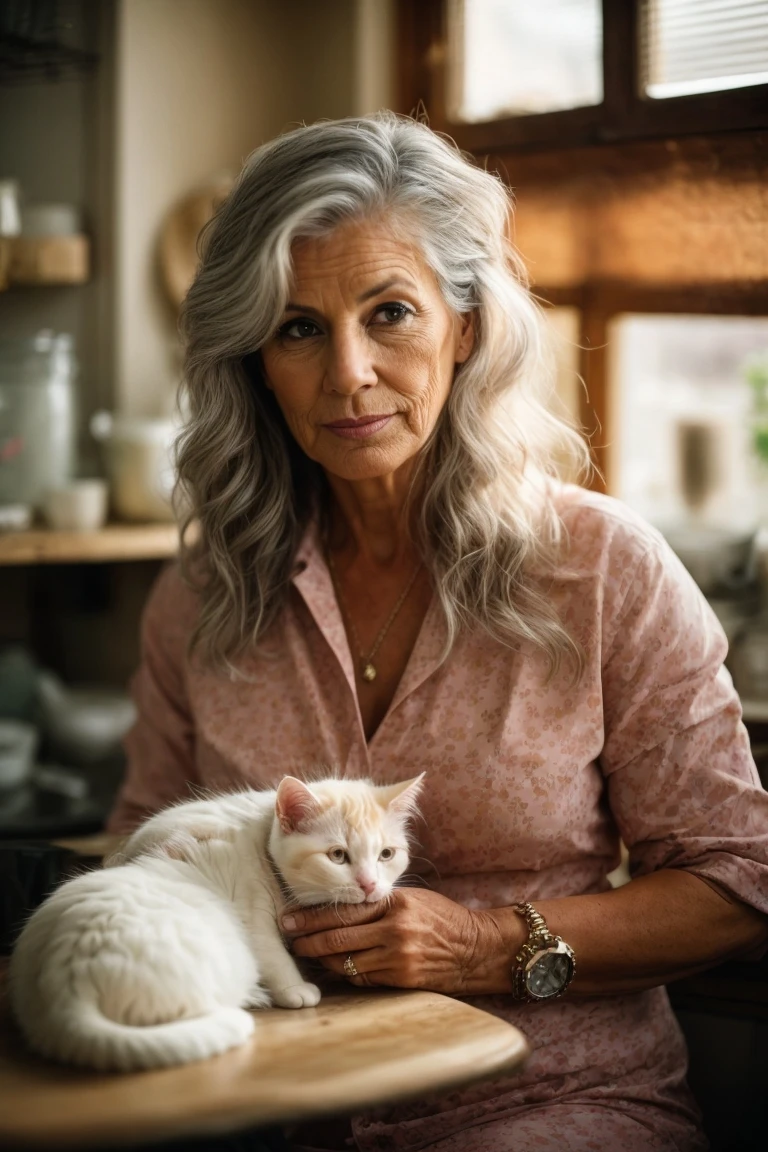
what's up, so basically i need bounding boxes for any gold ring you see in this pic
[343,954,358,977]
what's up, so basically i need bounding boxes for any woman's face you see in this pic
[260,216,474,483]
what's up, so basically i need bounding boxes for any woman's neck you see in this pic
[325,468,419,567]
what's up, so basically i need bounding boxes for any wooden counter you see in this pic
[0,981,528,1149]
[0,524,179,567]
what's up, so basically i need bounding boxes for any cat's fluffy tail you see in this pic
[37,1002,257,1071]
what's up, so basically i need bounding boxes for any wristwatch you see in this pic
[511,902,576,1002]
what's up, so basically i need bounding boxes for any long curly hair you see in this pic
[178,112,590,676]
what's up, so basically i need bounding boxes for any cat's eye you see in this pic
[327,847,349,864]
[378,848,396,861]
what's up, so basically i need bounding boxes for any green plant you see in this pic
[746,358,768,465]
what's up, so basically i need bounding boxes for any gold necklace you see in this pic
[326,550,421,683]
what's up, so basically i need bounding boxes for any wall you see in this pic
[115,0,292,416]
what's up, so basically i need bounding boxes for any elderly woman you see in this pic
[108,113,768,1152]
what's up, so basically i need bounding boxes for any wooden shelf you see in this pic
[0,523,179,565]
[0,234,90,287]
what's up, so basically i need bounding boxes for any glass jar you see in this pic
[0,331,77,510]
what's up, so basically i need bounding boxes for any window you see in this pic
[398,0,768,151]
[449,0,602,121]
[608,314,768,529]
[641,0,768,100]
[543,306,582,427]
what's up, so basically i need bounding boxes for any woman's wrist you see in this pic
[462,907,527,995]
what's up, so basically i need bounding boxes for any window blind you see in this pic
[641,0,768,99]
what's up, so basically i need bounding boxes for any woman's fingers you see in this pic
[281,900,387,938]
[291,920,385,959]
[319,947,388,979]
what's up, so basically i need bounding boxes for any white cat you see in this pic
[9,773,423,1072]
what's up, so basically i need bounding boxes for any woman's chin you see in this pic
[323,460,404,484]
[316,439,420,484]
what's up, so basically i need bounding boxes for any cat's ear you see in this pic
[378,773,425,818]
[275,776,322,834]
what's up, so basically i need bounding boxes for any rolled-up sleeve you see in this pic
[107,564,199,834]
[599,534,768,915]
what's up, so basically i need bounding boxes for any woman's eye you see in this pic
[378,847,395,861]
[327,847,349,864]
[371,302,411,326]
[278,318,321,340]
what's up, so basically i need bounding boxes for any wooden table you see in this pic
[0,915,528,1150]
[0,984,528,1149]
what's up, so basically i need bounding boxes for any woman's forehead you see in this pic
[288,217,434,299]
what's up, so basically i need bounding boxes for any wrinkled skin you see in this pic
[282,887,520,995]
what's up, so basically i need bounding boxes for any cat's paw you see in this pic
[271,982,322,1009]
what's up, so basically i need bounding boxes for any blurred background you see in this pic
[0,4,767,1145]
[0,0,766,837]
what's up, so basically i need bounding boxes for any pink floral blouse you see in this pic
[108,485,768,1152]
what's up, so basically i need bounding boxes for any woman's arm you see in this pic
[479,869,768,996]
[284,868,768,996]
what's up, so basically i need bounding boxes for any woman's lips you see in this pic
[323,415,394,440]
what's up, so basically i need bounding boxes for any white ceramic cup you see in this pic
[43,479,109,532]
[90,411,178,522]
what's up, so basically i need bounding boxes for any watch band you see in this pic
[511,901,575,1002]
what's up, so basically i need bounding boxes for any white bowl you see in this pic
[0,719,38,789]
[37,672,136,764]
[21,203,82,237]
[0,504,33,532]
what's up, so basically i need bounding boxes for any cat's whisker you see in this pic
[407,854,442,881]
[395,873,429,889]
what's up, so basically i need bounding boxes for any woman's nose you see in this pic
[324,327,377,394]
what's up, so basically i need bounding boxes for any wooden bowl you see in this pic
[159,179,234,310]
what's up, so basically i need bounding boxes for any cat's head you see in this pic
[268,774,423,906]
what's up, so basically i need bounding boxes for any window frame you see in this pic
[398,0,768,154]
[540,284,768,491]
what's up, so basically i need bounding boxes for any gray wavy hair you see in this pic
[178,112,590,676]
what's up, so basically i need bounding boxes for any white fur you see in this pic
[9,775,422,1072]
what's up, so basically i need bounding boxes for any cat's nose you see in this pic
[356,875,376,896]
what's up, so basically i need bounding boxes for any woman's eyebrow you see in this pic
[356,277,416,303]
[283,302,323,316]
[283,278,417,316]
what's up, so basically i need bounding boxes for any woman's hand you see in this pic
[281,888,519,995]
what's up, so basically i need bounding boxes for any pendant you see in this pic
[362,663,377,682]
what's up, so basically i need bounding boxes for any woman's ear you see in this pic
[455,312,475,364]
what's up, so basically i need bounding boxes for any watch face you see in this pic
[524,942,574,999]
